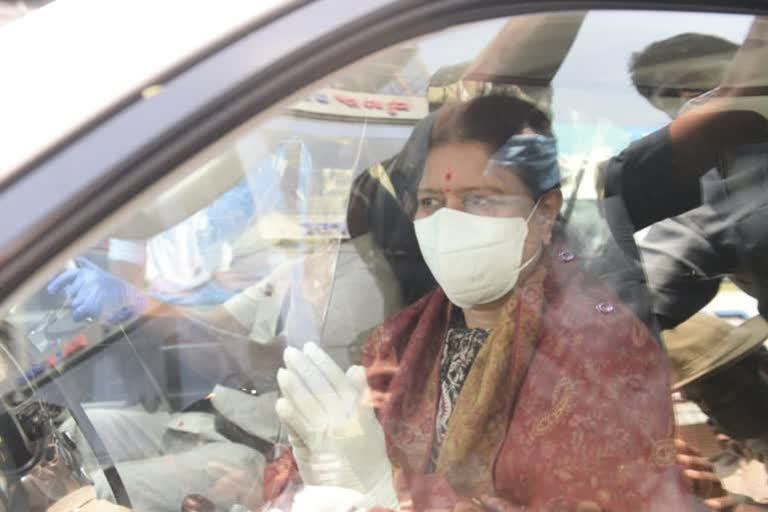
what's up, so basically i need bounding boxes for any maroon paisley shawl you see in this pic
[264,250,701,511]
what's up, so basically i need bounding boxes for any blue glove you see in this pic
[47,258,146,324]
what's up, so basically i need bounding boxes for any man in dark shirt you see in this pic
[600,24,768,326]
[600,24,768,456]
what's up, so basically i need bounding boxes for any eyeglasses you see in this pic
[415,193,534,218]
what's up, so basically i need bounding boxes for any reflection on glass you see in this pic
[5,8,768,512]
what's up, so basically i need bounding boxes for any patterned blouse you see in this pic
[430,324,491,468]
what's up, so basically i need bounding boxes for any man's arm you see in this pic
[639,205,728,329]
[602,16,768,232]
[601,110,768,233]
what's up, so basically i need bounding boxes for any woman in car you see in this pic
[269,94,700,511]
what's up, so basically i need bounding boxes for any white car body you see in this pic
[0,0,287,179]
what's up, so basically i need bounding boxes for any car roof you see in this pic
[0,0,289,181]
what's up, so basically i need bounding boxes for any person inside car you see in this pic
[267,94,700,511]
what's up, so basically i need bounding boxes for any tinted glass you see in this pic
[4,9,768,512]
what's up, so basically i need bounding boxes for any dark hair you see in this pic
[420,94,559,206]
[347,96,563,305]
[347,165,437,303]
[629,33,738,99]
[430,94,553,151]
[391,96,555,208]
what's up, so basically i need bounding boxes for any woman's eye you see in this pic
[465,196,493,209]
[465,195,533,216]
[418,197,441,209]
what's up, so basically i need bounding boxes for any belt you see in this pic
[213,409,274,457]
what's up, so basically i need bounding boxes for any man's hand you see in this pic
[675,438,757,510]
[47,258,145,324]
[46,486,132,512]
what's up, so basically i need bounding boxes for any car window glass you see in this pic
[4,8,768,512]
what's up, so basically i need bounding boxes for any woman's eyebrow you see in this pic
[416,187,444,195]
[462,186,509,195]
[417,186,514,195]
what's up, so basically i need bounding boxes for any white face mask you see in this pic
[414,205,539,308]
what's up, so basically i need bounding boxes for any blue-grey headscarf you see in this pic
[487,134,560,197]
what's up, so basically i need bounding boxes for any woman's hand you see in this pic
[275,342,398,509]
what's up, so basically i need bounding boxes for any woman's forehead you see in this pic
[422,142,529,195]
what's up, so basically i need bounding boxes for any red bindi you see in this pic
[443,171,452,182]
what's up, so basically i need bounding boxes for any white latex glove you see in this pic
[275,342,398,509]
[290,485,365,512]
